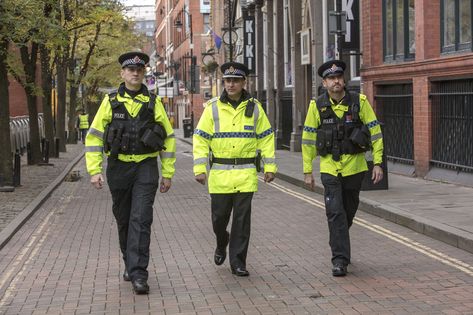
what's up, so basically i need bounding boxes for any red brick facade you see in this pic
[361,0,473,177]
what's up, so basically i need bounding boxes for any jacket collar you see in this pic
[118,82,149,99]
[219,89,251,105]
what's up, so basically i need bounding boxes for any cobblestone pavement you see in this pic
[0,144,84,233]
[0,141,473,314]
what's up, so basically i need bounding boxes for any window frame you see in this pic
[440,0,472,53]
[382,0,415,62]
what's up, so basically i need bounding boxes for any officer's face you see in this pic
[322,74,345,93]
[224,77,246,100]
[121,66,145,90]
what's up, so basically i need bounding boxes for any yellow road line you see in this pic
[261,177,473,276]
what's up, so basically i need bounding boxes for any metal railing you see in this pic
[9,114,45,154]
[375,84,414,163]
[430,79,473,172]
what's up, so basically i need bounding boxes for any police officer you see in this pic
[302,60,384,277]
[85,51,176,294]
[76,109,89,143]
[193,62,277,276]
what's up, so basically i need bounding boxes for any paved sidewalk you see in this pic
[176,128,473,254]
[0,144,84,249]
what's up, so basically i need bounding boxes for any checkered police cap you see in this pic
[118,52,149,68]
[220,62,249,79]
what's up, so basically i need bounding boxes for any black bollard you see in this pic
[41,137,45,154]
[43,139,50,164]
[14,151,21,187]
[26,142,32,165]
[55,137,60,158]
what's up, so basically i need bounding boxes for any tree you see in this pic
[0,26,13,186]
[6,0,52,164]
[65,1,140,142]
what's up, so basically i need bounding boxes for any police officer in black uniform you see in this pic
[302,60,384,276]
[85,51,176,294]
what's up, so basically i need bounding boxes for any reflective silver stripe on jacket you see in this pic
[85,146,103,152]
[87,128,103,138]
[371,133,383,141]
[263,157,275,164]
[211,164,256,170]
[212,101,220,133]
[159,152,175,159]
[167,134,175,138]
[194,157,208,165]
[253,101,260,130]
[302,139,317,145]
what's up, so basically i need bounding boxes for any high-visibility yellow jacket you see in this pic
[78,114,89,129]
[85,84,176,178]
[193,94,277,193]
[302,93,383,177]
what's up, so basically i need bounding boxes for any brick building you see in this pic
[361,0,473,181]
[155,0,209,129]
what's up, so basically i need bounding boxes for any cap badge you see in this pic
[228,66,235,73]
[133,56,141,63]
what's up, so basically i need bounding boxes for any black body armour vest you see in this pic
[315,92,371,161]
[104,92,165,158]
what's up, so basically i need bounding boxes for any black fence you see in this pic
[375,84,414,164]
[430,79,473,173]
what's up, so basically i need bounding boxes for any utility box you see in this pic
[183,118,193,138]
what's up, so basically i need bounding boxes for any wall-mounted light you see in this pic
[174,20,183,33]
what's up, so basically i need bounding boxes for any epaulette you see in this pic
[108,90,121,109]
[205,96,219,108]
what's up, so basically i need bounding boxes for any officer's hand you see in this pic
[195,173,206,185]
[264,172,275,183]
[304,173,315,190]
[160,177,172,193]
[91,174,104,190]
[372,165,384,184]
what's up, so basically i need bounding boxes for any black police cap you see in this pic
[220,62,249,79]
[118,51,149,68]
[317,60,346,79]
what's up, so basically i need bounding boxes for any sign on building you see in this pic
[343,0,360,51]
[243,16,255,73]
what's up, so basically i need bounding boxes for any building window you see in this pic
[203,13,210,34]
[383,0,415,61]
[441,0,472,52]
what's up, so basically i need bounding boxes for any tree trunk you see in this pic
[19,44,42,165]
[56,56,67,152]
[67,84,78,143]
[0,38,13,186]
[40,44,55,157]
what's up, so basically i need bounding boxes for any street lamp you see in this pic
[174,9,195,129]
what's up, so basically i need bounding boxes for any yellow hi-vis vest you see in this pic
[193,96,277,193]
[302,93,384,177]
[84,85,176,178]
[79,114,89,129]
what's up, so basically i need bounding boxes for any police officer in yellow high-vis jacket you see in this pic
[76,109,89,143]
[193,62,277,277]
[85,51,176,294]
[302,60,384,277]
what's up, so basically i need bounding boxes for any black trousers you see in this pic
[106,157,159,281]
[210,192,253,268]
[320,172,365,266]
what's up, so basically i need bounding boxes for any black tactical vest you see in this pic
[315,92,371,161]
[104,92,163,157]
